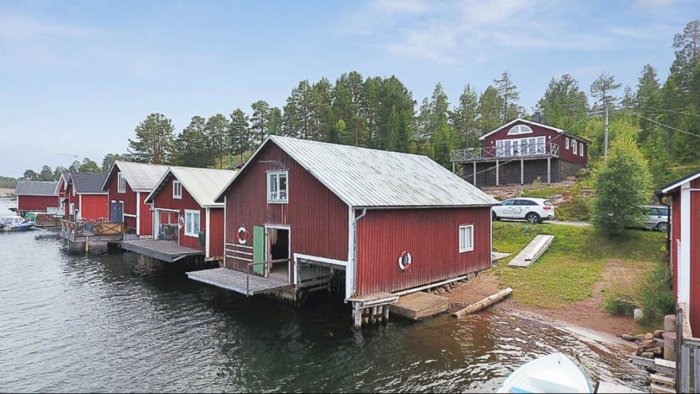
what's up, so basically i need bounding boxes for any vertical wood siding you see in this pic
[223,143,349,276]
[355,207,492,295]
[691,179,700,333]
[153,177,205,251]
[209,208,225,259]
[17,195,59,211]
[80,194,109,220]
[105,164,148,235]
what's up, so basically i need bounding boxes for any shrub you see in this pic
[638,263,675,325]
[603,292,637,316]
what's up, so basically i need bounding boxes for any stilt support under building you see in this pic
[348,292,399,329]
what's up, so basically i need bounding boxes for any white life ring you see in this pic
[178,216,185,229]
[398,251,412,271]
[237,226,250,245]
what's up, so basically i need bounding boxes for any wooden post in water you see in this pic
[382,305,390,323]
[353,302,362,329]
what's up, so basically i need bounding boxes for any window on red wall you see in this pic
[580,143,584,157]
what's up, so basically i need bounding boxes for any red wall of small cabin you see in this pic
[482,120,587,165]
[64,181,77,217]
[138,192,154,237]
[209,208,225,259]
[80,194,109,221]
[355,207,492,296]
[153,177,206,251]
[105,164,151,235]
[223,143,349,281]
[17,195,58,211]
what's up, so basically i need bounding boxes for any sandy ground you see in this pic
[0,188,15,197]
[447,263,641,338]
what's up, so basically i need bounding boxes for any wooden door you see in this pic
[253,226,265,276]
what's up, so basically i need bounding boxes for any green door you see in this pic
[253,226,265,276]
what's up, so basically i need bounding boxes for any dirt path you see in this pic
[447,260,642,337]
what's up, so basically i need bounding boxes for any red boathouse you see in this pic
[144,167,237,261]
[15,180,59,212]
[62,173,109,221]
[660,170,700,334]
[189,136,498,317]
[102,161,168,237]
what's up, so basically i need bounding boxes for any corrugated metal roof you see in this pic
[112,161,169,192]
[146,167,237,207]
[70,173,108,194]
[15,180,58,196]
[219,136,498,208]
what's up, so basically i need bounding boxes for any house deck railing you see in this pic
[450,142,560,162]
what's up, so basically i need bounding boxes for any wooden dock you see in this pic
[390,292,450,320]
[508,234,554,268]
[347,292,400,329]
[121,239,204,263]
[187,267,292,296]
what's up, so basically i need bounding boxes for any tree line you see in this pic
[16,20,700,188]
[19,154,127,182]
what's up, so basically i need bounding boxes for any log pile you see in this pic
[622,315,677,361]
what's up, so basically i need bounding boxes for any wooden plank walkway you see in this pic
[187,267,292,296]
[121,239,204,263]
[508,234,554,268]
[390,292,449,320]
[347,292,400,308]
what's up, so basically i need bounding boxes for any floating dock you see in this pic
[389,292,450,320]
[121,239,204,263]
[508,234,554,268]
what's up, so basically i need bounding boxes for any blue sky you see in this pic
[1,0,698,177]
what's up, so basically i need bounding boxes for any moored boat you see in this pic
[498,353,592,393]
[1,216,36,232]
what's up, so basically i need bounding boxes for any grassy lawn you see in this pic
[491,221,665,308]
[520,178,594,222]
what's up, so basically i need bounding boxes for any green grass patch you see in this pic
[491,221,665,308]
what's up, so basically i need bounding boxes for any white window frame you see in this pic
[117,172,126,193]
[579,143,584,157]
[458,224,474,253]
[495,136,545,157]
[565,138,570,150]
[184,209,201,238]
[173,181,182,199]
[507,124,533,135]
[572,139,578,155]
[267,170,288,204]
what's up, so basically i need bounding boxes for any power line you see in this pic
[622,108,700,139]
[636,106,700,119]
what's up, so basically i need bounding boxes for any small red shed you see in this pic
[660,170,700,334]
[197,136,498,302]
[63,173,109,221]
[145,167,237,260]
[102,161,168,237]
[15,180,59,212]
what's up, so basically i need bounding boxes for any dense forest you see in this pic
[17,20,699,187]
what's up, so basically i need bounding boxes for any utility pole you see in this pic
[604,101,609,160]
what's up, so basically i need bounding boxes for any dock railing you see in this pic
[60,219,124,239]
[246,258,290,296]
[676,302,700,392]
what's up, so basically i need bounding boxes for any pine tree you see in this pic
[250,100,271,145]
[205,113,230,168]
[635,65,661,143]
[128,113,175,164]
[450,84,479,147]
[590,72,621,110]
[38,165,54,180]
[494,71,520,122]
[175,116,212,168]
[79,158,100,173]
[478,86,504,133]
[283,81,314,139]
[228,109,250,162]
[536,74,589,129]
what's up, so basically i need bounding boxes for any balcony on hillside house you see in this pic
[451,142,561,186]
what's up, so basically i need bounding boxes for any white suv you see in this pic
[492,198,556,224]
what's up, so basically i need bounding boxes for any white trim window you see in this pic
[565,138,570,150]
[173,181,182,199]
[267,170,288,203]
[579,143,584,157]
[184,210,201,237]
[458,225,474,253]
[495,136,545,157]
[117,172,126,193]
[572,140,578,155]
[507,124,533,135]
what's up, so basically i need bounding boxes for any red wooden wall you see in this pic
[482,120,587,165]
[355,207,492,295]
[64,181,77,217]
[105,164,151,236]
[80,194,109,220]
[152,177,205,250]
[17,195,58,211]
[209,208,224,258]
[223,143,349,278]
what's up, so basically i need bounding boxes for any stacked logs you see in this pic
[622,315,677,361]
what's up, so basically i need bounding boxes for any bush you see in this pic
[604,292,637,316]
[638,263,675,325]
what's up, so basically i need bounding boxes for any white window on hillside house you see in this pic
[495,136,545,157]
[118,172,126,193]
[458,225,474,253]
[184,210,200,237]
[565,138,570,150]
[267,171,288,203]
[572,140,578,155]
[507,124,533,135]
[173,181,182,199]
[579,143,584,157]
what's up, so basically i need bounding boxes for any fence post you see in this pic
[677,305,683,393]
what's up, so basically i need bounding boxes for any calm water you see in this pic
[0,200,646,392]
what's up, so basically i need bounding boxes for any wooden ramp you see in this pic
[187,267,292,296]
[508,234,554,268]
[121,239,204,263]
[390,292,450,321]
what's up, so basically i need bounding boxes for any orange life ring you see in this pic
[398,251,412,271]
[237,226,249,245]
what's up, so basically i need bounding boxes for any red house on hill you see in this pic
[102,161,168,237]
[144,167,237,261]
[15,180,59,212]
[188,136,498,313]
[660,170,700,334]
[62,173,109,221]
[452,118,589,186]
